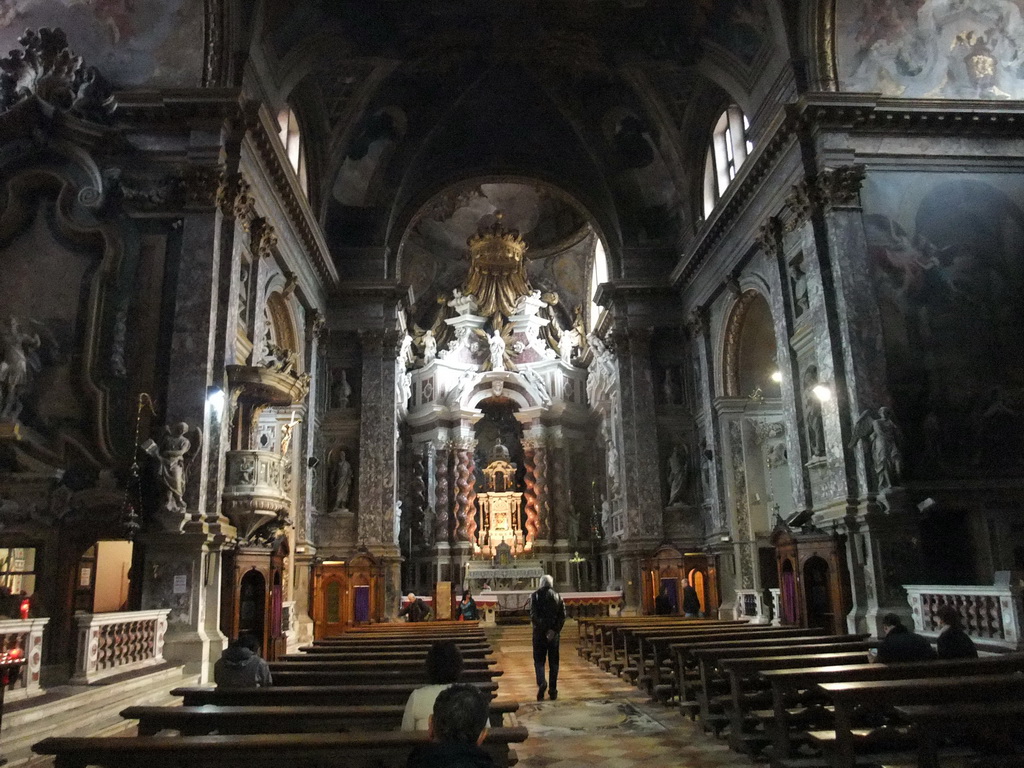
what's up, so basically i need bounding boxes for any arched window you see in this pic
[702,105,753,219]
[277,106,308,196]
[589,238,610,330]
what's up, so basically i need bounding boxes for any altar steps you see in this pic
[495,610,531,626]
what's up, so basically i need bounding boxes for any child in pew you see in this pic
[406,684,494,768]
[401,640,465,731]
[213,634,272,688]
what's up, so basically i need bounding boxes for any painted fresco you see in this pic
[700,0,772,67]
[0,0,204,87]
[863,172,1024,479]
[838,0,1024,99]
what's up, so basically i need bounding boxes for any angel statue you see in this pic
[851,407,904,492]
[0,316,42,420]
[142,423,202,518]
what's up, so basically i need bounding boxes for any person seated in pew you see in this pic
[399,593,432,623]
[401,640,464,731]
[654,587,675,616]
[935,604,978,659]
[459,591,480,621]
[871,612,937,663]
[406,684,494,768]
[213,634,272,688]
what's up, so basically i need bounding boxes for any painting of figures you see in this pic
[0,0,204,87]
[837,0,1024,99]
[862,172,1024,479]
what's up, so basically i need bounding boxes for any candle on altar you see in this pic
[19,598,29,621]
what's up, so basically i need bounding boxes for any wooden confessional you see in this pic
[221,539,288,660]
[771,526,850,634]
[642,545,719,616]
[311,552,384,638]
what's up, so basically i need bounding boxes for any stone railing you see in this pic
[0,618,48,698]
[72,609,170,684]
[734,589,769,623]
[222,449,291,539]
[905,584,1022,649]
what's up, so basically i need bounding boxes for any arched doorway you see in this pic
[803,556,832,631]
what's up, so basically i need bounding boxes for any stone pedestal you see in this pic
[141,529,231,682]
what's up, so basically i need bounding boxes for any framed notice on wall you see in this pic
[434,581,452,620]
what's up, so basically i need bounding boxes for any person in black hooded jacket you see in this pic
[213,635,272,688]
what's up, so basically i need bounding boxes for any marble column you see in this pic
[550,435,570,543]
[434,442,452,546]
[533,442,551,543]
[452,440,475,543]
[611,326,663,543]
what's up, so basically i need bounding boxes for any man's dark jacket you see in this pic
[406,741,494,768]
[937,626,978,659]
[877,625,937,663]
[530,583,566,635]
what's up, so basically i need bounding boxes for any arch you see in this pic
[265,290,303,370]
[459,371,547,412]
[722,289,778,398]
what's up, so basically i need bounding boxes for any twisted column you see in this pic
[534,444,550,542]
[551,442,569,541]
[434,443,451,545]
[411,446,427,547]
[453,445,474,542]
[464,444,478,545]
[523,443,539,544]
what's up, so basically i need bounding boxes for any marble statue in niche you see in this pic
[802,366,826,458]
[558,327,577,364]
[788,254,809,318]
[330,369,353,409]
[488,330,506,371]
[851,407,904,491]
[142,422,202,517]
[330,449,353,512]
[666,444,690,507]
[0,316,42,421]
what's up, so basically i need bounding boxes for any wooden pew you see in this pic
[172,681,499,707]
[636,626,821,696]
[33,728,529,768]
[578,618,740,661]
[893,701,1024,768]
[813,674,1024,768]
[668,630,826,708]
[291,644,492,658]
[690,639,872,734]
[121,700,521,735]
[267,666,502,686]
[761,654,1024,764]
[271,657,497,671]
[601,621,755,675]
[593,620,742,669]
[717,649,874,753]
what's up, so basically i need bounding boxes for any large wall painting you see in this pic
[0,0,204,87]
[862,172,1024,480]
[837,0,1024,99]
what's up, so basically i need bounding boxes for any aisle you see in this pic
[489,623,755,768]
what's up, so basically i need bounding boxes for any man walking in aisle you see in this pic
[530,574,566,701]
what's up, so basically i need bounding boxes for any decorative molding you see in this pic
[0,28,116,122]
[755,217,783,258]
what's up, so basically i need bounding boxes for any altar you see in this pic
[464,558,544,592]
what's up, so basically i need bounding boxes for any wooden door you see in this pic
[313,565,347,639]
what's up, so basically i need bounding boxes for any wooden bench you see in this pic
[761,654,1024,764]
[893,701,1024,768]
[581,618,737,664]
[34,727,528,768]
[291,644,493,658]
[267,666,502,686]
[122,700,521,735]
[271,657,497,670]
[172,681,499,707]
[717,649,874,753]
[814,674,1024,768]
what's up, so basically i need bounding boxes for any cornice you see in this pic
[337,281,413,305]
[116,90,338,289]
[594,279,676,307]
[672,93,1024,290]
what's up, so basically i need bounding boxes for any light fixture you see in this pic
[207,387,226,417]
[812,384,832,403]
[770,370,783,384]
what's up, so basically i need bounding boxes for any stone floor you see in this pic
[489,623,756,768]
